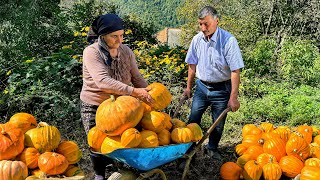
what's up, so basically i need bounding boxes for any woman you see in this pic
[80,13,152,180]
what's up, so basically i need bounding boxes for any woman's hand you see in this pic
[131,88,154,103]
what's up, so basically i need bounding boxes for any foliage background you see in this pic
[0,0,319,179]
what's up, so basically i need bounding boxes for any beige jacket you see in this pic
[80,42,147,105]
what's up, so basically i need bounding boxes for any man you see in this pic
[183,6,244,160]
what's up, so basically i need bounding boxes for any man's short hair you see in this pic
[198,6,219,19]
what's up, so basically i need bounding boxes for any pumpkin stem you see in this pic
[110,95,116,101]
[38,122,49,127]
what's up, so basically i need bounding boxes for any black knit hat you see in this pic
[91,13,124,36]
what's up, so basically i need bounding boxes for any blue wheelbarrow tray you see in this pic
[92,142,193,171]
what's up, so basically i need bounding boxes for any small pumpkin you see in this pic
[64,165,85,177]
[0,123,25,160]
[8,112,37,133]
[24,122,61,153]
[56,141,82,164]
[0,160,28,180]
[220,162,242,180]
[286,133,310,161]
[138,130,159,148]
[279,155,304,178]
[101,136,123,154]
[120,128,142,148]
[296,125,313,144]
[263,137,286,162]
[157,129,171,146]
[242,134,262,148]
[300,166,320,180]
[256,153,277,167]
[87,126,107,152]
[16,147,40,169]
[242,160,262,180]
[140,111,166,133]
[38,152,69,175]
[305,158,320,168]
[96,95,144,136]
[236,154,253,168]
[242,124,262,137]
[171,127,193,144]
[146,82,172,111]
[262,157,282,180]
[186,123,203,142]
[171,118,186,129]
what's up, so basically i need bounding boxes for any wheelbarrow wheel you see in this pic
[107,170,137,180]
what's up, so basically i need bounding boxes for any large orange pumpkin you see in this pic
[24,122,61,153]
[220,162,242,180]
[8,112,37,133]
[140,111,166,133]
[279,155,304,178]
[263,137,286,162]
[0,123,25,160]
[87,126,107,152]
[0,160,28,180]
[95,95,144,136]
[16,147,40,169]
[286,133,310,161]
[38,152,68,175]
[146,82,172,111]
[120,128,142,148]
[55,141,82,164]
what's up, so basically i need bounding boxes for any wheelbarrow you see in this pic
[91,96,230,180]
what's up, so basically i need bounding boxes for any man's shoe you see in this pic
[208,150,222,160]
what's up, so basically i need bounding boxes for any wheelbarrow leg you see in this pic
[181,107,230,180]
[137,169,167,180]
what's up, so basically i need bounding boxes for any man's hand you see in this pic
[183,88,192,99]
[228,97,240,112]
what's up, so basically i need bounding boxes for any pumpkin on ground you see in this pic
[262,137,286,162]
[279,155,304,178]
[95,95,144,136]
[24,122,61,153]
[285,133,310,161]
[0,160,28,180]
[16,147,40,169]
[55,141,82,164]
[120,128,142,148]
[0,123,25,160]
[38,152,69,175]
[242,160,262,180]
[146,82,172,111]
[262,158,282,180]
[220,162,242,180]
[8,112,37,133]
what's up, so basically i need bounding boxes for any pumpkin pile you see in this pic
[88,82,204,153]
[0,112,84,180]
[220,122,320,180]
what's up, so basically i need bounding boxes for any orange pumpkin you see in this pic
[0,160,28,180]
[279,155,304,178]
[263,137,286,162]
[95,95,144,136]
[0,123,25,160]
[262,158,282,180]
[157,129,171,146]
[243,145,264,160]
[297,125,313,144]
[309,143,320,158]
[286,133,310,161]
[300,166,320,180]
[8,112,37,133]
[186,123,203,142]
[305,158,320,168]
[24,122,61,153]
[120,128,142,148]
[236,154,253,168]
[56,141,82,164]
[242,124,262,137]
[256,153,277,167]
[259,122,274,133]
[146,82,172,111]
[138,130,159,148]
[16,147,40,169]
[87,126,107,152]
[273,126,291,143]
[140,111,166,133]
[38,152,68,175]
[242,160,262,180]
[314,135,320,145]
[220,162,242,180]
[100,136,123,154]
[141,102,153,114]
[161,112,172,131]
[235,144,247,156]
[171,127,193,144]
[242,134,262,148]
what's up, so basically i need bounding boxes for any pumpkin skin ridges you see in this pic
[286,133,310,161]
[16,147,40,169]
[305,158,320,168]
[171,127,193,144]
[279,155,304,178]
[242,160,263,180]
[95,96,144,136]
[157,129,171,146]
[0,123,25,160]
[186,123,203,142]
[262,158,282,180]
[300,166,320,180]
[263,137,286,162]
[0,160,28,180]
[37,152,69,175]
[140,111,166,133]
[100,136,123,154]
[87,126,107,152]
[120,128,142,148]
[56,141,82,164]
[138,130,159,148]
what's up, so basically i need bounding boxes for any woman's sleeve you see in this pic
[128,49,148,88]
